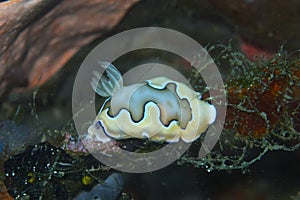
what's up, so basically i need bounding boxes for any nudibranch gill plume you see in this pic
[88,62,216,143]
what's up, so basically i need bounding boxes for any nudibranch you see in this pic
[88,62,216,143]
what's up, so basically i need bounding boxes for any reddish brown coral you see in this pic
[224,60,300,137]
[0,0,138,102]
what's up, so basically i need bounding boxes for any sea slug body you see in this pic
[88,62,216,143]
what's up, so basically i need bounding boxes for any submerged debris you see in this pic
[3,142,129,200]
[0,120,41,160]
[74,173,124,200]
[178,45,300,171]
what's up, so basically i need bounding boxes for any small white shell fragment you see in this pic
[88,62,216,143]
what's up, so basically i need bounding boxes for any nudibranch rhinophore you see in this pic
[88,62,216,143]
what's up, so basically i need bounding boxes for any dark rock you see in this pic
[208,0,300,50]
